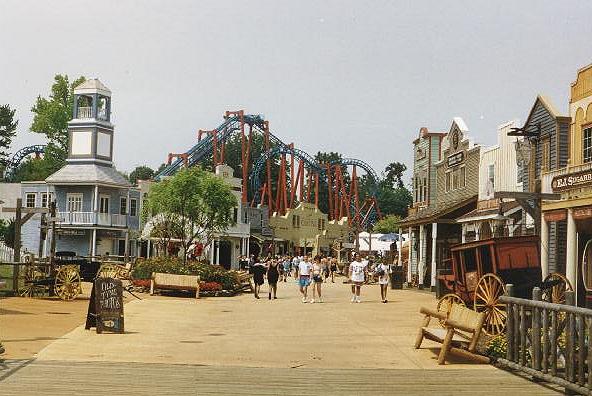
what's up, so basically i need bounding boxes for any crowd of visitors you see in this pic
[246,252,393,303]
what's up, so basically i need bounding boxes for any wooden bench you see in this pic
[237,272,254,293]
[415,303,489,365]
[150,273,200,299]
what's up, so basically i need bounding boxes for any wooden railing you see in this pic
[58,212,127,227]
[498,286,592,395]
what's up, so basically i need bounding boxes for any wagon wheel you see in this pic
[473,274,507,336]
[54,265,82,301]
[19,265,46,298]
[542,272,573,304]
[437,293,465,328]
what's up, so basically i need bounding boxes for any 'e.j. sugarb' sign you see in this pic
[552,169,592,192]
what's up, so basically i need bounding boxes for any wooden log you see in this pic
[506,301,514,361]
[577,313,585,386]
[542,307,549,373]
[506,284,514,361]
[532,287,542,371]
[551,310,557,377]
[566,291,575,385]
[520,305,526,366]
[588,319,592,390]
[513,303,520,362]
[448,346,490,364]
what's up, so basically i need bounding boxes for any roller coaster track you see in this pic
[4,145,46,181]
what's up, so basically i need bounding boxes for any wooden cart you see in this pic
[437,235,572,335]
[19,253,132,301]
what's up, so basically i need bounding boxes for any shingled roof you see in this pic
[45,163,130,187]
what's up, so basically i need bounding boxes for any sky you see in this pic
[1,0,592,182]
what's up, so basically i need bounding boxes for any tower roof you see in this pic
[74,79,111,97]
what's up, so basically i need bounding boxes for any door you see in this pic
[218,240,231,270]
[99,195,110,225]
[118,239,126,257]
[581,239,592,308]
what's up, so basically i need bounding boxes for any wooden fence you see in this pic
[498,286,592,395]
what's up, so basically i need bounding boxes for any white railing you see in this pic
[0,241,14,262]
[58,212,127,227]
[541,162,592,194]
[78,106,92,119]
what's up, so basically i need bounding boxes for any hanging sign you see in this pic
[552,170,592,192]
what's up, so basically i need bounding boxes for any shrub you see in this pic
[132,257,240,290]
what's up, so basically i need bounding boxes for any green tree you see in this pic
[30,74,86,164]
[129,166,155,184]
[0,218,16,248]
[384,161,407,189]
[376,185,412,217]
[12,157,58,182]
[144,167,237,263]
[372,214,402,234]
[0,104,18,168]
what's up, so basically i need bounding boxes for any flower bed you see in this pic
[132,257,241,292]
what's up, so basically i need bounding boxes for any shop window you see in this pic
[460,166,466,188]
[453,170,459,190]
[100,196,110,214]
[66,193,83,212]
[488,164,495,191]
[233,207,238,223]
[584,127,592,163]
[445,171,451,192]
[25,193,36,208]
[542,139,550,171]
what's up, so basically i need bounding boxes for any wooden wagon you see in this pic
[437,235,572,335]
[19,252,132,301]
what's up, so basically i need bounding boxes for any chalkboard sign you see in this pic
[85,277,124,334]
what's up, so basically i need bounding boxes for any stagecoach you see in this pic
[437,235,572,335]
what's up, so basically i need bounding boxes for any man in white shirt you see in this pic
[298,255,312,303]
[348,253,368,303]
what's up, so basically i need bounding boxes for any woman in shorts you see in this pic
[298,256,312,303]
[374,261,390,303]
[311,256,324,303]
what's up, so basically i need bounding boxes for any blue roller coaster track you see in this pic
[4,145,46,181]
[154,113,381,227]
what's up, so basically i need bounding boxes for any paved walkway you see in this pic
[1,278,558,394]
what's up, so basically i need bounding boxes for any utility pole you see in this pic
[12,198,22,292]
[49,201,57,266]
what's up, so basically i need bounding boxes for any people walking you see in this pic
[374,261,390,303]
[252,259,267,299]
[298,255,312,303]
[267,259,280,299]
[311,256,324,303]
[329,258,338,283]
[282,256,291,282]
[349,253,368,303]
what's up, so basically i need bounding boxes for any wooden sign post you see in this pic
[85,277,124,334]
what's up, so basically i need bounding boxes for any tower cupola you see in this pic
[67,79,115,165]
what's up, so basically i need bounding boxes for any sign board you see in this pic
[552,170,592,192]
[56,229,86,236]
[447,151,465,168]
[342,242,356,249]
[85,277,124,334]
[544,209,567,222]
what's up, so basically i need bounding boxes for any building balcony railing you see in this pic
[77,107,108,121]
[541,162,592,194]
[57,211,127,227]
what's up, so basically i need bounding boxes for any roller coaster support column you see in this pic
[314,173,319,208]
[264,121,273,211]
[289,144,295,207]
[290,159,304,208]
[168,153,188,167]
[226,110,250,204]
[326,164,333,220]
[351,165,359,217]
[198,129,224,167]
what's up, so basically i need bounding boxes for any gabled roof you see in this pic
[523,95,569,128]
[45,163,130,187]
